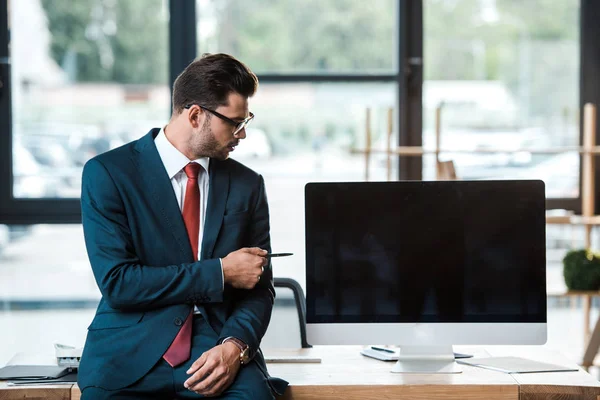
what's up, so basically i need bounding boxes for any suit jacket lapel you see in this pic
[133,129,194,262]
[201,159,230,259]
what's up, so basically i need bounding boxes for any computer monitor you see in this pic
[305,180,547,373]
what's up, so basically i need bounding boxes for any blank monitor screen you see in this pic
[305,180,546,324]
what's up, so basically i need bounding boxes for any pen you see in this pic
[371,346,395,354]
[265,253,294,258]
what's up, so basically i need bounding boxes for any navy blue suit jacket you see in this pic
[78,129,285,394]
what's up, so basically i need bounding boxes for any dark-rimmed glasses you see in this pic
[184,103,254,136]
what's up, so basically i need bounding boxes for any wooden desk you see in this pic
[2,346,599,400]
[267,346,518,400]
[0,384,71,400]
[266,346,600,400]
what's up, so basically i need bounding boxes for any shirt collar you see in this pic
[154,126,210,180]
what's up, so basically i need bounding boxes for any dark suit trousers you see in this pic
[81,316,274,400]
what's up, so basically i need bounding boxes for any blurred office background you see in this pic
[1,0,599,374]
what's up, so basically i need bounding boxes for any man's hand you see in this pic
[184,342,241,396]
[222,247,268,289]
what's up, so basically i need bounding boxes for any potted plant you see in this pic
[563,249,600,291]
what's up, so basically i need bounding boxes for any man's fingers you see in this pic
[184,369,208,390]
[245,247,268,256]
[185,358,215,388]
[188,370,218,394]
[189,367,227,394]
[186,352,207,375]
[197,368,234,397]
[198,376,228,397]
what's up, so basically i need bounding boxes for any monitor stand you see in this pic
[391,345,462,374]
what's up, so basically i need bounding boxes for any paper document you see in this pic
[457,356,579,374]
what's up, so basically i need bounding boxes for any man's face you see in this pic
[189,92,249,160]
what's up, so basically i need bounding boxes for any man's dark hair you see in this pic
[172,53,258,115]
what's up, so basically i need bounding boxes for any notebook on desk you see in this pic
[0,365,75,381]
[456,356,579,374]
[264,356,321,363]
[4,371,78,386]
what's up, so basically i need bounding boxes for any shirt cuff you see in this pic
[219,258,224,291]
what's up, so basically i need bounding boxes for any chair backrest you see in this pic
[262,277,311,349]
[436,160,458,180]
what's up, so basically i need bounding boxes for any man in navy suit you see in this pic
[79,53,285,399]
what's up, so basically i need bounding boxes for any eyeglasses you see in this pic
[184,103,255,136]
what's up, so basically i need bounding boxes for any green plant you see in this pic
[563,249,600,291]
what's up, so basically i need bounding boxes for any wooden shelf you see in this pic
[547,290,600,297]
[545,215,574,224]
[570,216,600,225]
[546,215,600,225]
[351,145,600,156]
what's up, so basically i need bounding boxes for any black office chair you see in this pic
[264,277,312,348]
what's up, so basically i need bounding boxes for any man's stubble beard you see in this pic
[190,117,228,160]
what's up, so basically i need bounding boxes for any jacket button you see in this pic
[174,317,183,326]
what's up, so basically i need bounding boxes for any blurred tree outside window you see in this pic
[11,0,169,199]
[197,0,397,74]
[41,0,167,84]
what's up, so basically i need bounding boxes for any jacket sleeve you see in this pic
[217,174,275,358]
[81,158,223,311]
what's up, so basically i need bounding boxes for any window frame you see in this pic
[578,0,600,214]
[0,0,593,224]
[0,0,196,223]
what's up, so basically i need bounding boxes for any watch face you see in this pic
[240,348,251,364]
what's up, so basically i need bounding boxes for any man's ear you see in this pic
[187,105,204,128]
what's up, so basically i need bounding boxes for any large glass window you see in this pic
[1,0,169,365]
[10,0,169,199]
[423,0,580,198]
[197,0,397,74]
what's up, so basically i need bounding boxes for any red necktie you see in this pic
[163,162,202,367]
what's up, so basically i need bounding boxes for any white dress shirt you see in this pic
[154,127,223,312]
